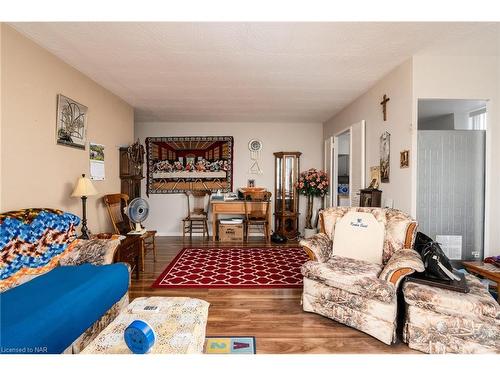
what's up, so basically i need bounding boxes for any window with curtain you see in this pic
[468,107,487,130]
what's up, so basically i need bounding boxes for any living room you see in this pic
[1,1,499,373]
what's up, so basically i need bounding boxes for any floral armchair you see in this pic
[300,207,424,345]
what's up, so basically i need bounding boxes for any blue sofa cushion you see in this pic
[0,263,128,354]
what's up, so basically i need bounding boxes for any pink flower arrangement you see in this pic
[295,168,329,197]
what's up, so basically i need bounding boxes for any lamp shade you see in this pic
[71,174,98,197]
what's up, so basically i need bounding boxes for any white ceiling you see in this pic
[10,22,497,123]
[418,99,487,121]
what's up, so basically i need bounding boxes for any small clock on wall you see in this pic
[248,139,263,152]
[248,139,263,174]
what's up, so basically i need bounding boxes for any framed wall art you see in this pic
[369,166,380,189]
[56,94,88,149]
[146,136,234,194]
[380,131,390,183]
[400,150,409,168]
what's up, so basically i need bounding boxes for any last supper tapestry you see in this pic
[145,136,234,194]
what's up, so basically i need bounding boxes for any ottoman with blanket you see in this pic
[82,297,210,354]
[0,208,129,354]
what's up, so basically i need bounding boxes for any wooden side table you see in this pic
[462,261,500,302]
[139,230,157,272]
[114,235,142,280]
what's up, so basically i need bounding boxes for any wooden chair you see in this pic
[243,191,271,242]
[182,190,211,239]
[103,193,156,271]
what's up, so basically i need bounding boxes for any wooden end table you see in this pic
[462,261,500,302]
[114,235,142,280]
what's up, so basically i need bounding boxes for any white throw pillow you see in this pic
[332,212,385,264]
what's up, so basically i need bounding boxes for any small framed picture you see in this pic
[400,150,409,168]
[247,179,255,188]
[369,166,380,189]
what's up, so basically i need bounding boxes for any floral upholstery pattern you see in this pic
[304,278,396,322]
[301,256,395,303]
[404,275,499,320]
[302,279,396,345]
[403,275,500,354]
[59,238,121,266]
[302,207,420,345]
[299,233,332,262]
[379,249,425,287]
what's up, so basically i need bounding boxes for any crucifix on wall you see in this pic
[380,94,390,121]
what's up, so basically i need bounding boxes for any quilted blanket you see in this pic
[0,208,80,291]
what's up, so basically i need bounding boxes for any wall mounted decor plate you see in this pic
[56,94,88,149]
[145,136,233,194]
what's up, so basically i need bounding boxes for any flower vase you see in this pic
[304,195,317,238]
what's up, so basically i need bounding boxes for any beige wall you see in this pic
[134,121,323,235]
[412,55,499,257]
[0,24,3,212]
[323,59,414,214]
[1,25,134,233]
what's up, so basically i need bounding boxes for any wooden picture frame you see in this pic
[380,131,390,183]
[400,150,409,168]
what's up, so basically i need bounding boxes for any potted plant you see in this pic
[295,168,329,238]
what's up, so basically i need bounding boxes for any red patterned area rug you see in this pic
[151,247,309,289]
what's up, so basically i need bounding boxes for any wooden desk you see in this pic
[210,200,271,241]
[462,261,500,302]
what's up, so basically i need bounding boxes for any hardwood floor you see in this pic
[130,236,416,354]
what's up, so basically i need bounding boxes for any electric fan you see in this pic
[125,198,150,235]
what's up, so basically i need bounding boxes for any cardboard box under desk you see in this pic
[219,223,244,242]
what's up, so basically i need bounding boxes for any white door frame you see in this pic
[324,120,365,208]
[349,120,366,206]
[324,137,334,208]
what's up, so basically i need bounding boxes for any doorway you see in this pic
[336,131,351,207]
[417,99,487,261]
[324,120,365,208]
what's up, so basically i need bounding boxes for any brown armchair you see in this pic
[103,193,157,271]
[300,207,424,345]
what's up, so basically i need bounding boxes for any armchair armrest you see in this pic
[379,249,424,288]
[59,238,121,266]
[300,233,332,262]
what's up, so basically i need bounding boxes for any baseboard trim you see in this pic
[154,232,265,237]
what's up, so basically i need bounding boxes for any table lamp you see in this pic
[71,173,98,239]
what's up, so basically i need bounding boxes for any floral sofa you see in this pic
[0,208,129,354]
[300,207,424,345]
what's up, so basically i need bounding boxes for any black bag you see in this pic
[413,232,460,281]
[271,232,287,244]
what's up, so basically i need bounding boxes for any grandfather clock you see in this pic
[274,152,301,239]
